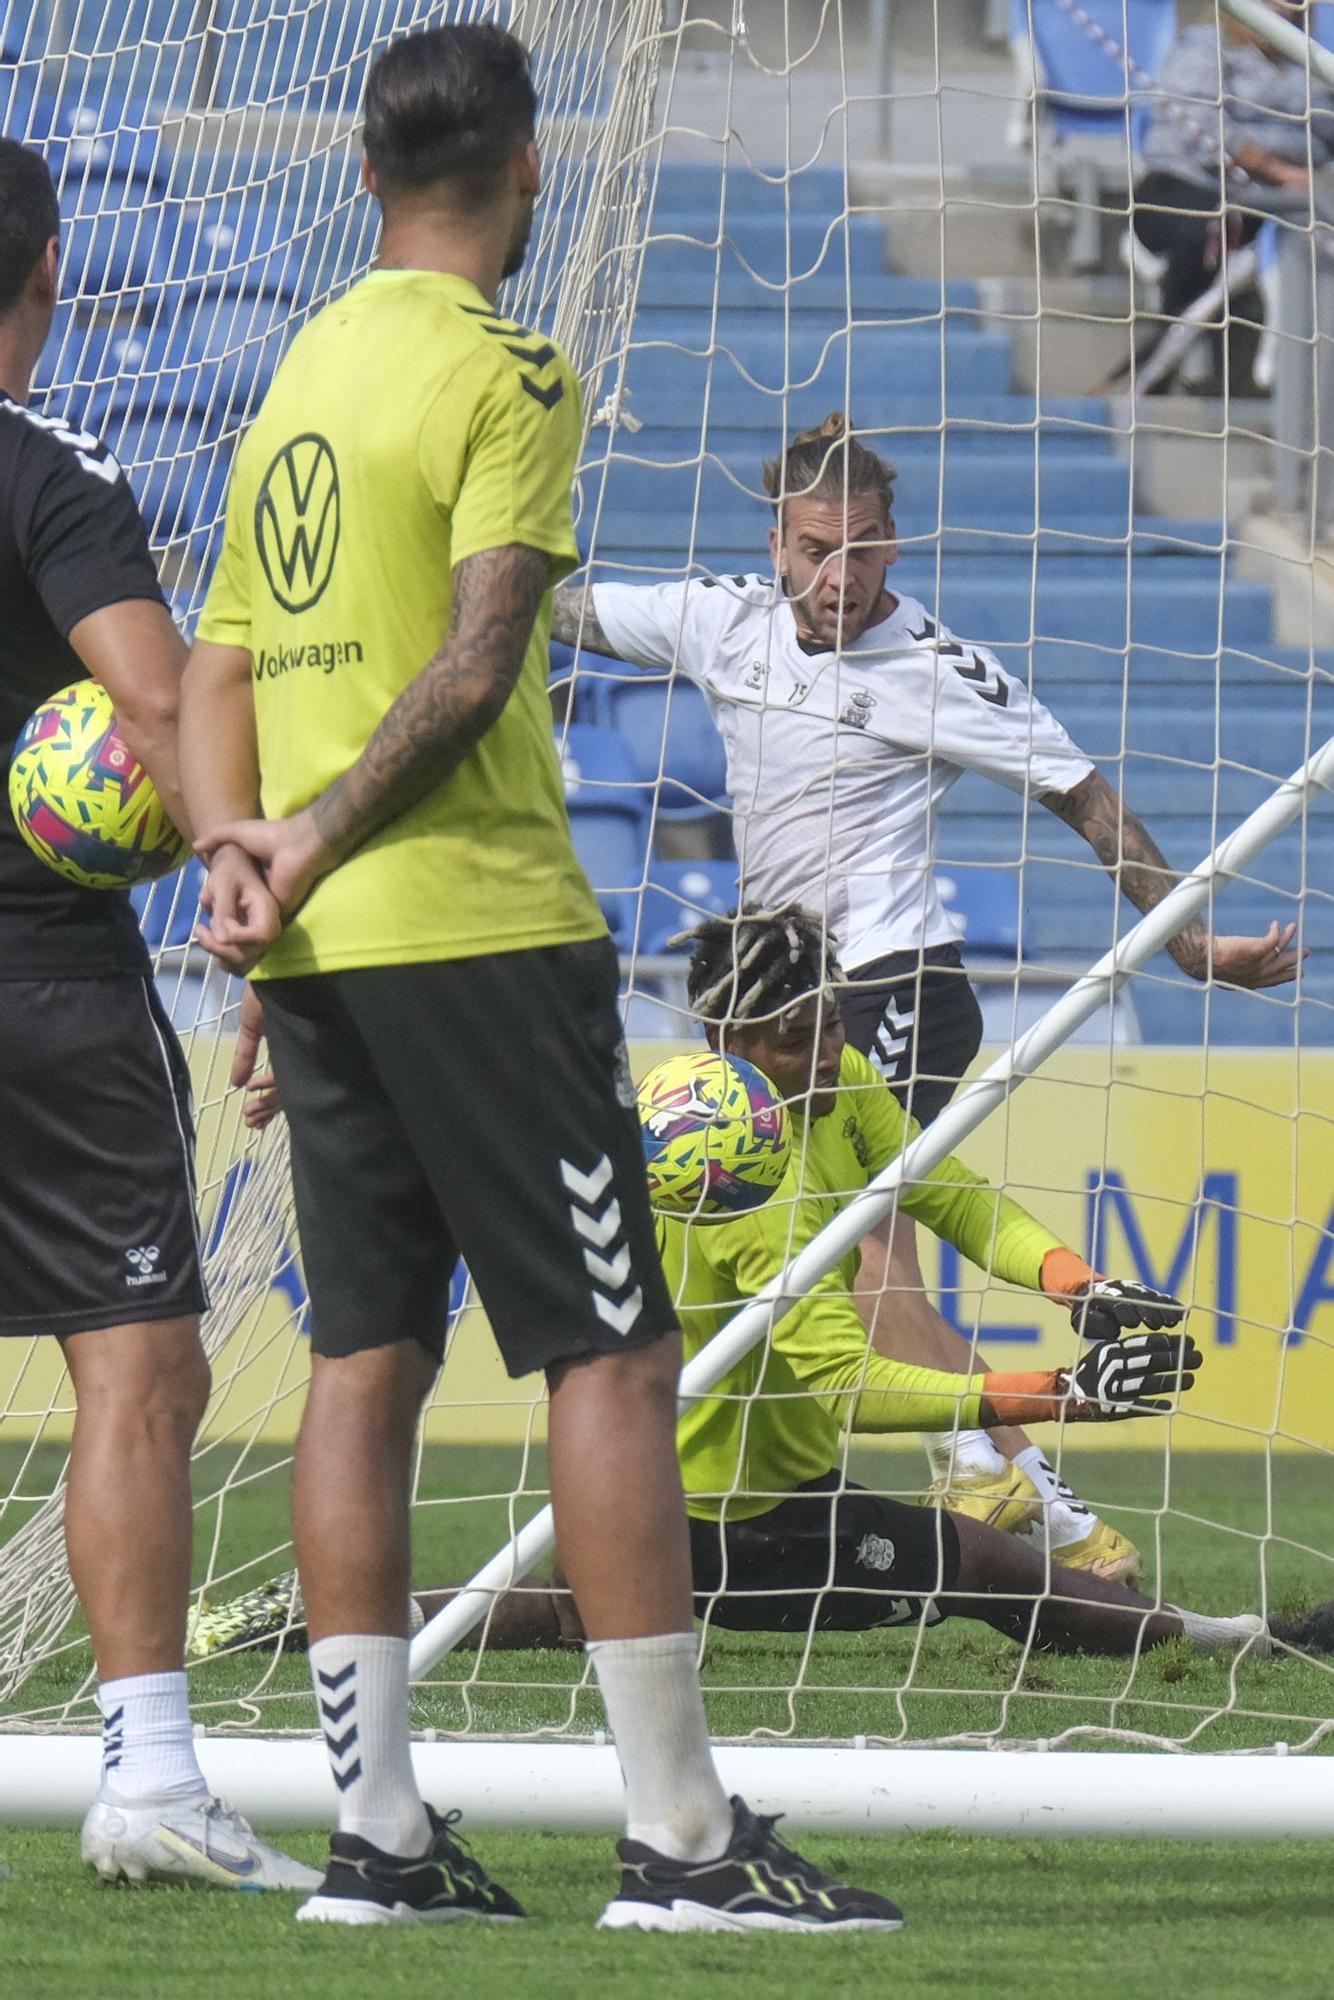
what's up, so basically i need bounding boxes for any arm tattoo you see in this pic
[550,579,618,655]
[310,543,550,863]
[1043,767,1208,972]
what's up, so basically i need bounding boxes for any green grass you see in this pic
[2,1446,1333,1994]
[4,1826,1333,2000]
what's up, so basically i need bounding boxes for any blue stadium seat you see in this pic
[584,449,1131,525]
[132,860,205,950]
[636,259,977,320]
[0,50,43,136]
[1018,0,1177,142]
[157,191,313,304]
[596,676,728,822]
[638,859,739,956]
[558,725,649,945]
[29,311,243,548]
[11,2,200,109]
[935,864,1022,957]
[43,108,171,200]
[638,211,888,282]
[206,0,423,112]
[623,325,1013,401]
[613,390,1112,441]
[653,162,851,214]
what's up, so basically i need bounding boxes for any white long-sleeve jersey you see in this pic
[591,573,1094,972]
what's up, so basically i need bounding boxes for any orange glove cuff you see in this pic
[1040,1248,1098,1298]
[981,1369,1072,1426]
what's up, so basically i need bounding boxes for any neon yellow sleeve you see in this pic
[838,1048,1063,1291]
[420,344,582,576]
[702,1220,986,1434]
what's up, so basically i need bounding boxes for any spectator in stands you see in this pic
[1133,0,1334,395]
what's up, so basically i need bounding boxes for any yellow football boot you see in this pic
[925,1459,1043,1534]
[1050,1517,1144,1585]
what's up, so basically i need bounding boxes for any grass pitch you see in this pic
[2,1445,1332,1996]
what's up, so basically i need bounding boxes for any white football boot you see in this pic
[82,1793,322,1892]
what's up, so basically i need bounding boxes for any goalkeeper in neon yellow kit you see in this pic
[196,906,1334,1664]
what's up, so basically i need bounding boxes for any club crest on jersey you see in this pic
[254,433,341,613]
[842,1117,870,1171]
[839,687,876,730]
[855,1531,896,1573]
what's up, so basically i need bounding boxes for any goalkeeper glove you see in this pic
[1069,1277,1185,1344]
[981,1331,1203,1425]
[1064,1330,1202,1419]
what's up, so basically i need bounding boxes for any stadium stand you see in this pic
[4,12,1328,1045]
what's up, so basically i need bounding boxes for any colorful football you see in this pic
[8,678,188,890]
[638,1050,790,1219]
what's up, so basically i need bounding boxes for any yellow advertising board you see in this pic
[3,1044,1331,1456]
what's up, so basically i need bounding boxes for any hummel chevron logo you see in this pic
[571,1198,623,1249]
[562,1153,643,1337]
[505,337,556,369]
[324,1726,358,1761]
[521,374,564,409]
[320,1692,355,1725]
[332,1759,363,1793]
[583,1243,632,1289]
[317,1663,355,1692]
[561,1156,614,1204]
[593,1287,644,1336]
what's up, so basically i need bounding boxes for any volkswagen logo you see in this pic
[254,433,341,613]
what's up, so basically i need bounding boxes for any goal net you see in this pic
[3,0,1334,1826]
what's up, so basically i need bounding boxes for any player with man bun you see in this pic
[552,412,1302,1582]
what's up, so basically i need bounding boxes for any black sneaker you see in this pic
[598,1795,903,1934]
[1269,1600,1334,1654]
[296,1805,524,1926]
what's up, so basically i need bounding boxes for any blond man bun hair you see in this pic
[762,411,895,517]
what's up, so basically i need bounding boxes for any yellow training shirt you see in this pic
[660,1045,1064,1520]
[197,268,605,977]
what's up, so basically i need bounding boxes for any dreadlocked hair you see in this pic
[681,904,842,1024]
[761,411,895,521]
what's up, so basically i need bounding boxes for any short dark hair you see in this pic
[363,24,537,202]
[763,411,896,524]
[684,904,841,1025]
[0,139,59,315]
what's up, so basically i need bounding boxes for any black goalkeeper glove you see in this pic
[1063,1332,1203,1421]
[1070,1277,1184,1344]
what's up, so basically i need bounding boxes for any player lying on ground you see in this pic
[551,412,1303,1584]
[193,907,1329,1665]
[0,139,315,1894]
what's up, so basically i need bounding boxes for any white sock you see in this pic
[97,1671,205,1804]
[586,1632,734,1862]
[924,1429,1006,1484]
[1175,1608,1271,1658]
[1014,1445,1097,1551]
[309,1634,431,1857]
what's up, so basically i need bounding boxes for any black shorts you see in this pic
[836,943,984,1127]
[259,937,678,1375]
[0,976,207,1336]
[688,1474,960,1633]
